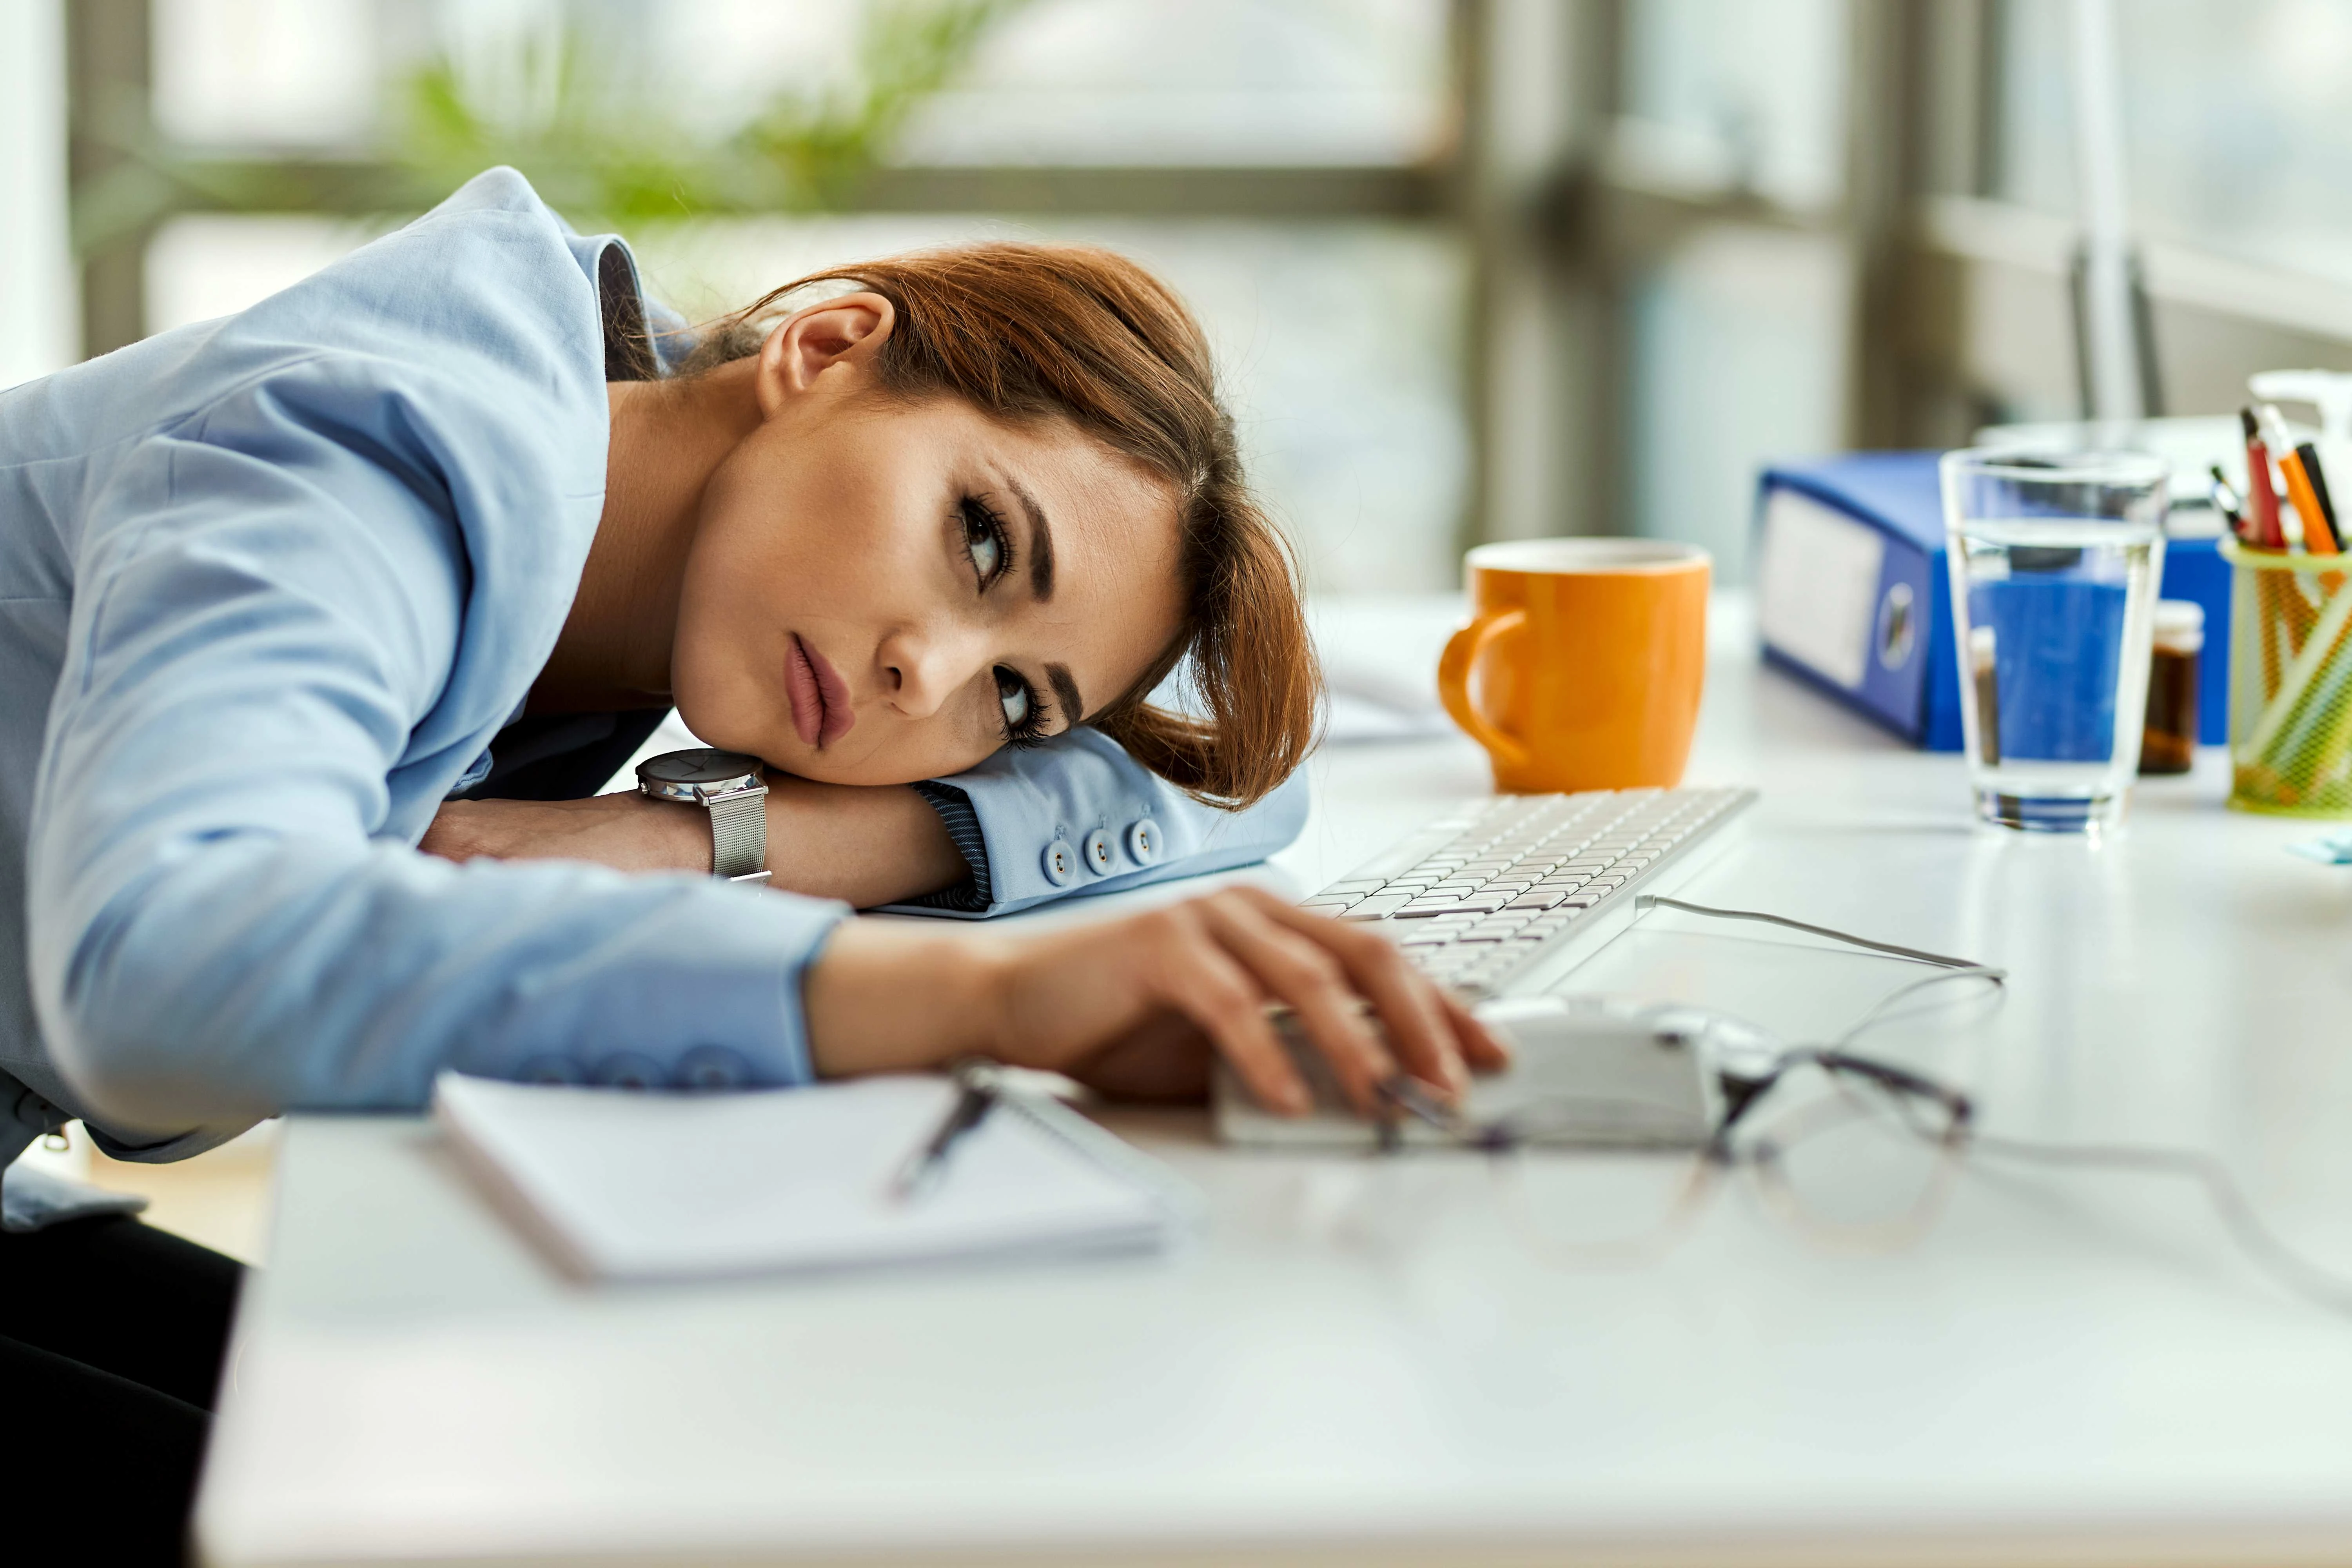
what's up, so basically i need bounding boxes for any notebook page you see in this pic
[435,1074,1174,1282]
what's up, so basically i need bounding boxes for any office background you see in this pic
[10,0,2352,595]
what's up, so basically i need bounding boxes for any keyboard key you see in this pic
[1340,894,1415,920]
[1561,893,1602,908]
[1446,894,1514,915]
[1300,898,1357,914]
[1318,880,1388,897]
[1506,891,1565,911]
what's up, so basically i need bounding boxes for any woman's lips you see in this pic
[786,634,857,749]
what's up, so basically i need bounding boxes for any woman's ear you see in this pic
[754,292,896,416]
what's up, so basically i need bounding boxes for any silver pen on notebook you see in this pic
[888,1062,997,1205]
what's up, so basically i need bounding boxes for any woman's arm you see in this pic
[430,784,1504,1112]
[804,884,1508,1116]
[421,774,969,908]
[421,724,1310,913]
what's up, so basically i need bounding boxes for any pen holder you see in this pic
[2225,539,2352,816]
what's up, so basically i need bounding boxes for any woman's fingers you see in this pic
[1236,887,1475,1100]
[1142,910,1313,1116]
[1195,896,1397,1115]
[1438,985,1514,1073]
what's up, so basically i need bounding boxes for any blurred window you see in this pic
[1624,227,1851,575]
[151,0,1452,166]
[1995,0,2352,288]
[891,0,1450,167]
[1608,0,1853,583]
[662,0,1451,167]
[152,0,381,148]
[1614,0,1850,211]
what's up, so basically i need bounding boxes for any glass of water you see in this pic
[1940,448,2169,832]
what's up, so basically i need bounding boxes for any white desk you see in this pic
[197,595,2352,1568]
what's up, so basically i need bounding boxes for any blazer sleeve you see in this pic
[880,727,1309,920]
[26,375,846,1145]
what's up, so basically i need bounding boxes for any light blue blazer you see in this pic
[0,168,1304,1200]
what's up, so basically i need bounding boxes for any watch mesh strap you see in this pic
[707,788,769,881]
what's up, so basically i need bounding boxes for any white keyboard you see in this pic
[1304,786,1757,996]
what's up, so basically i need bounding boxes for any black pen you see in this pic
[889,1063,996,1204]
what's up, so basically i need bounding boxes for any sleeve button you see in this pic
[676,1045,750,1091]
[1124,818,1161,866]
[592,1052,665,1090]
[1082,828,1116,876]
[1041,839,1080,887]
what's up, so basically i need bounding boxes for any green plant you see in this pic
[72,0,1028,256]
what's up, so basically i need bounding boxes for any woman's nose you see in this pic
[878,624,982,720]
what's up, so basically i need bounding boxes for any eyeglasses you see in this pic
[1375,1044,1979,1263]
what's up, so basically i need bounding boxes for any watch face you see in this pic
[637,748,762,788]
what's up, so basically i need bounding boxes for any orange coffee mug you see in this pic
[1439,539,1711,793]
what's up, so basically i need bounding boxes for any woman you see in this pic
[0,168,1499,1557]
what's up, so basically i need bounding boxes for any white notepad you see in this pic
[434,1072,1195,1283]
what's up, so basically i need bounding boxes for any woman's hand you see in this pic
[806,885,1510,1116]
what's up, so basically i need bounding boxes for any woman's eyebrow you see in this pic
[1006,476,1054,601]
[1047,662,1084,729]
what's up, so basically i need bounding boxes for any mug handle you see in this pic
[1438,608,1532,770]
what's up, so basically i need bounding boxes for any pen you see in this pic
[2263,404,2339,557]
[2298,440,2342,552]
[2244,407,2287,549]
[2208,464,2248,542]
[889,1063,997,1204]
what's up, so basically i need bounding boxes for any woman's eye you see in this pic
[995,667,1030,730]
[963,501,1003,584]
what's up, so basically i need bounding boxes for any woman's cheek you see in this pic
[670,637,779,761]
[823,720,1001,789]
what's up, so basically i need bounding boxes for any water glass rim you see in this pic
[1939,445,2171,488]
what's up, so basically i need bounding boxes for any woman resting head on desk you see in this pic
[414,229,1503,1115]
[2,170,1502,1562]
[0,167,1502,1170]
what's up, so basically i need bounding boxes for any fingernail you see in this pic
[1280,1082,1312,1115]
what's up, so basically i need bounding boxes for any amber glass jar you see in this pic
[2140,599,2203,775]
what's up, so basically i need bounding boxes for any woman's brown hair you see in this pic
[680,244,1321,808]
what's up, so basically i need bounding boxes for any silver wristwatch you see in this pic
[636,748,770,883]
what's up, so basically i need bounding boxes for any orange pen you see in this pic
[2281,448,2337,556]
[2267,407,2341,557]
